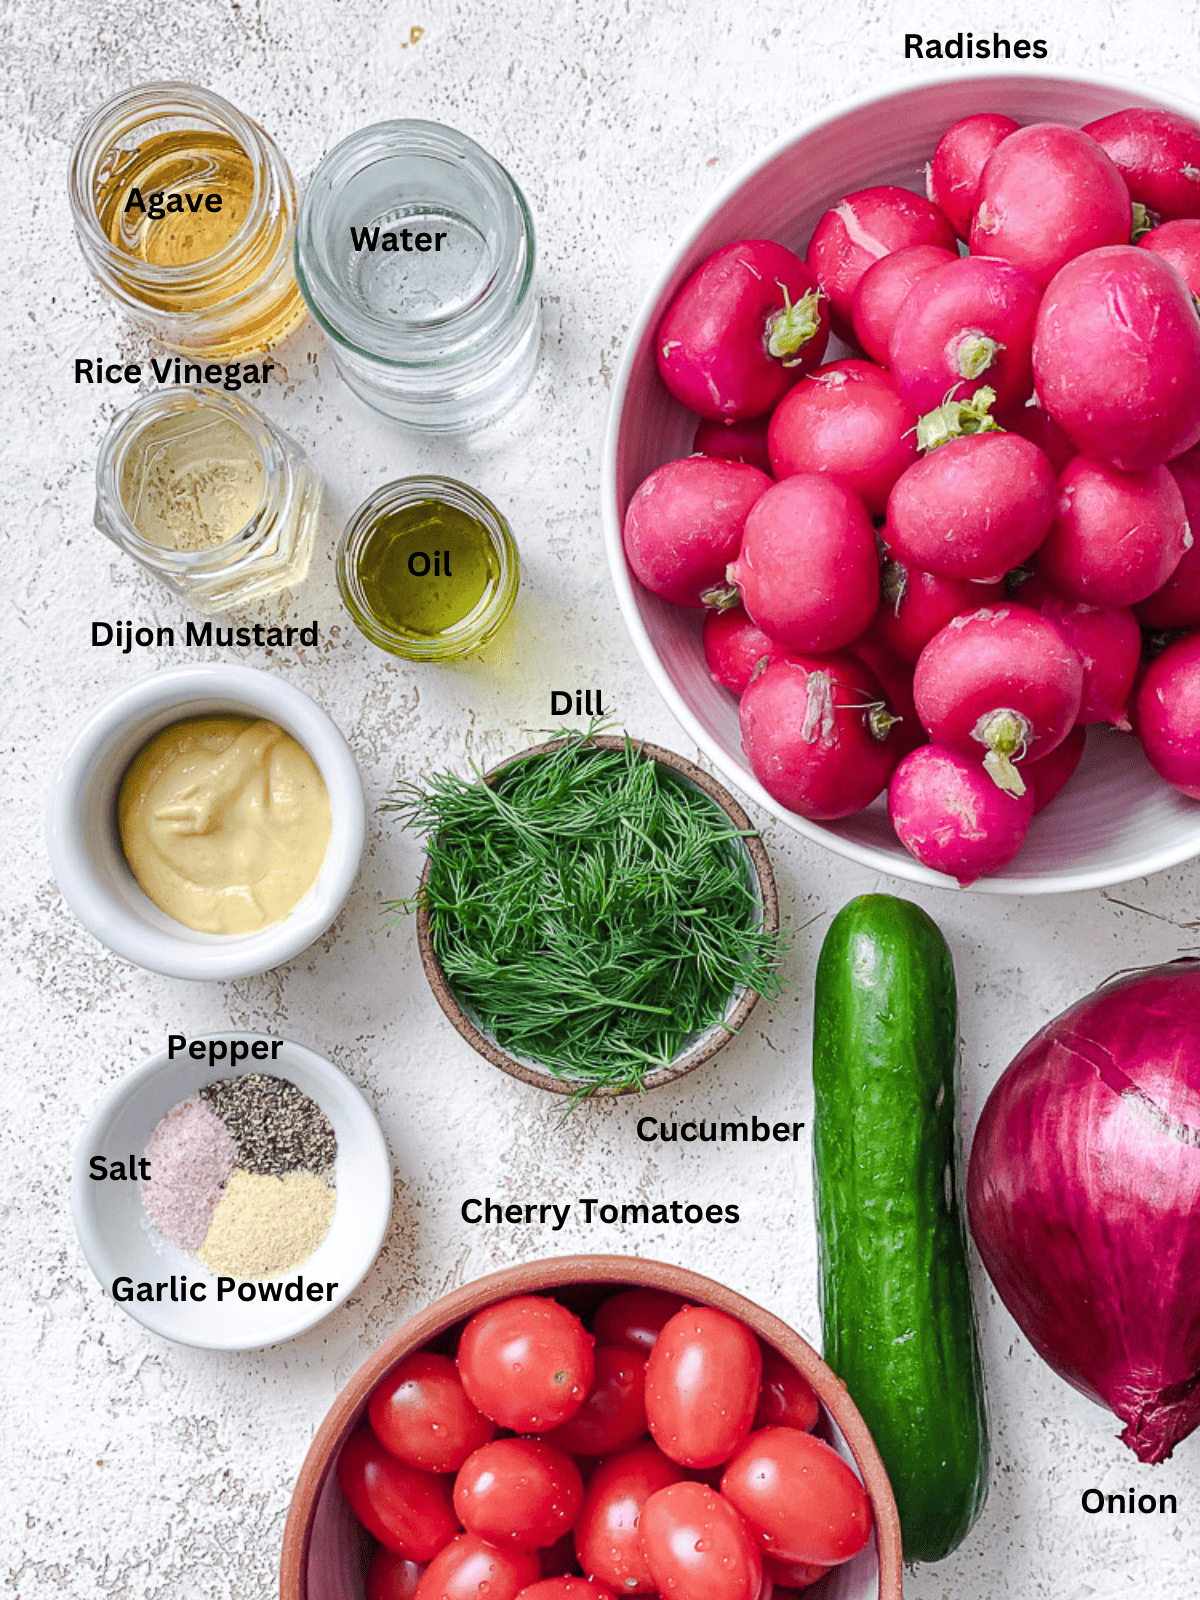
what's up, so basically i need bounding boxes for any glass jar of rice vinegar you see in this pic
[69,83,306,357]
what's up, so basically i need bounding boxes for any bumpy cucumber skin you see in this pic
[813,893,989,1563]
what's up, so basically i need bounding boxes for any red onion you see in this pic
[967,960,1200,1463]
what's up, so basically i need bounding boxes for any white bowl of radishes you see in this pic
[603,73,1200,892]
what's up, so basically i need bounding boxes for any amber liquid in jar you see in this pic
[71,85,307,356]
[95,131,254,266]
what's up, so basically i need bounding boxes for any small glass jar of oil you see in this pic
[94,387,320,610]
[69,83,306,357]
[337,477,519,661]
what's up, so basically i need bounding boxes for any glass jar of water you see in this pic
[295,120,540,432]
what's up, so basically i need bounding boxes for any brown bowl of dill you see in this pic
[385,730,781,1099]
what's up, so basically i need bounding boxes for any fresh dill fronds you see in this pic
[385,730,781,1095]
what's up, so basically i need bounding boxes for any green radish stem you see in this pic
[915,384,1002,452]
[974,707,1030,795]
[701,579,742,611]
[956,331,1005,380]
[882,558,909,615]
[765,283,825,366]
[1131,202,1160,243]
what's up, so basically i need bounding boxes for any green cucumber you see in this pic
[812,893,989,1563]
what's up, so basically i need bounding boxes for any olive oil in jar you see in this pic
[338,478,520,661]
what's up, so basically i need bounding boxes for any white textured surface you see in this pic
[3,3,1200,1596]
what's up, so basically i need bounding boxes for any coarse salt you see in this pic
[142,1097,237,1250]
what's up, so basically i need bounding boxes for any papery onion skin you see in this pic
[967,960,1200,1463]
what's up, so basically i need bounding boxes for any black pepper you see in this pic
[198,1073,336,1179]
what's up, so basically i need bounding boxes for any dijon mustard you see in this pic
[118,716,330,934]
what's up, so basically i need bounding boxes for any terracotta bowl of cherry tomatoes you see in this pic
[280,1256,902,1600]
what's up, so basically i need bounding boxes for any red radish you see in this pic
[848,634,925,759]
[703,605,787,696]
[1135,631,1200,797]
[767,359,918,518]
[970,124,1131,288]
[913,605,1084,794]
[887,255,1041,416]
[926,113,1020,239]
[1137,444,1200,628]
[1026,723,1087,814]
[1033,246,1200,471]
[998,402,1077,475]
[693,415,773,474]
[886,432,1057,583]
[739,653,900,819]
[723,475,879,651]
[622,457,770,608]
[1037,455,1192,607]
[1084,108,1200,222]
[1138,218,1200,301]
[888,744,1035,884]
[805,186,956,339]
[851,244,957,365]
[873,556,1004,663]
[1015,572,1141,728]
[656,240,830,419]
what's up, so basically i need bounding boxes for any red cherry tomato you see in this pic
[644,1306,762,1468]
[370,1352,497,1473]
[458,1296,595,1431]
[515,1582,617,1600]
[453,1437,583,1550]
[544,1346,647,1456]
[721,1428,872,1566]
[336,1429,460,1560]
[413,1531,540,1600]
[591,1289,687,1356]
[367,1548,423,1600]
[638,1481,763,1600]
[573,1440,684,1595]
[753,1347,819,1434]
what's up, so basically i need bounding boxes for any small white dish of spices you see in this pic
[73,1033,392,1350]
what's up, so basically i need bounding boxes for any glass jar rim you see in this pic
[336,474,519,659]
[69,81,276,291]
[295,119,536,368]
[95,386,286,572]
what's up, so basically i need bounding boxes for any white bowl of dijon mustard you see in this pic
[46,665,365,979]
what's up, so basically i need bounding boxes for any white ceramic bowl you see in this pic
[603,71,1200,894]
[73,1033,392,1350]
[46,664,366,977]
